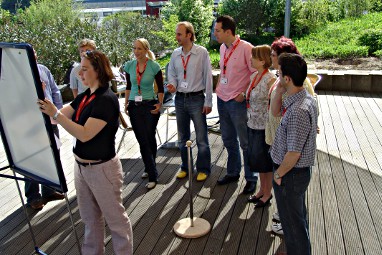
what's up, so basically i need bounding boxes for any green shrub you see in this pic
[358,29,382,55]
[295,12,382,59]
[374,49,382,58]
[209,49,220,69]
[157,54,171,68]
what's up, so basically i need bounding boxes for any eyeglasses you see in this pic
[84,50,97,59]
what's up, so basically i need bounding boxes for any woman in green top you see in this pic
[124,38,164,189]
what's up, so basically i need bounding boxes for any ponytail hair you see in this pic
[135,38,155,60]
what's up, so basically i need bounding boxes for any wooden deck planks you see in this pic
[1,93,382,254]
[315,91,346,255]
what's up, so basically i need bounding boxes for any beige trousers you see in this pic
[74,156,133,255]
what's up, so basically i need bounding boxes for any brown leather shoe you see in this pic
[43,192,65,204]
[29,199,44,210]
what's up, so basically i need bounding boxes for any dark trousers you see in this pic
[128,101,160,182]
[25,125,60,203]
[273,163,311,255]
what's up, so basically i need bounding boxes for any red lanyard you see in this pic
[136,59,148,94]
[223,39,240,75]
[282,107,287,116]
[246,69,268,108]
[181,54,191,80]
[75,94,96,122]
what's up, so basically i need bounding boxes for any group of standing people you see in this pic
[32,13,318,255]
[212,16,317,255]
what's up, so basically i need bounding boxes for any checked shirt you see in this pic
[271,89,318,167]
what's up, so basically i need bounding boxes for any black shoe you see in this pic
[255,195,273,208]
[29,199,44,210]
[248,194,263,203]
[42,192,65,204]
[217,175,239,185]
[242,181,257,194]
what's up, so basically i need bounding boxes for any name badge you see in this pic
[180,81,188,89]
[72,136,76,149]
[220,77,228,85]
[135,95,143,102]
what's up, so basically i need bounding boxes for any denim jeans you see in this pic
[128,101,160,182]
[217,97,257,181]
[273,164,311,255]
[175,93,211,174]
[25,125,59,204]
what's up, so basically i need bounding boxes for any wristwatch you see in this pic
[241,92,246,99]
[274,171,281,180]
[53,110,60,120]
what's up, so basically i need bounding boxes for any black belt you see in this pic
[76,159,109,167]
[273,163,310,172]
[129,99,156,106]
[176,90,204,97]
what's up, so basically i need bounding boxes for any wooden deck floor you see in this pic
[1,91,382,255]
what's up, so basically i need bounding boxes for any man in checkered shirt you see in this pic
[271,53,318,255]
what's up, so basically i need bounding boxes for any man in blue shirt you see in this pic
[25,49,65,210]
[167,21,213,181]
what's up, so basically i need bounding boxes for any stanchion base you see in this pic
[173,217,211,238]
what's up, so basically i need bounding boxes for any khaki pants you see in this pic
[74,156,133,255]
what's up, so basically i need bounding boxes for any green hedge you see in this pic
[296,12,382,59]
[358,29,382,55]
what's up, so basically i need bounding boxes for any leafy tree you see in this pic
[100,12,164,66]
[1,0,31,13]
[161,0,214,46]
[344,0,369,17]
[370,0,382,12]
[154,14,179,50]
[0,0,167,83]
[15,0,95,83]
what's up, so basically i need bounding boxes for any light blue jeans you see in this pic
[175,93,211,174]
[217,97,257,181]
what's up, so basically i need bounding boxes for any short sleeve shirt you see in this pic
[123,59,161,100]
[247,71,276,130]
[70,86,119,160]
[271,89,318,167]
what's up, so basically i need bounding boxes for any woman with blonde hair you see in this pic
[123,38,164,189]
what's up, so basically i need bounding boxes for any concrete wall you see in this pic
[314,70,382,93]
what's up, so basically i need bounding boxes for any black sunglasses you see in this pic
[84,50,98,60]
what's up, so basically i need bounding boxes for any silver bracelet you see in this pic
[53,110,60,120]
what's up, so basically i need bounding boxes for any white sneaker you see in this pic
[146,182,156,189]
[272,212,280,222]
[272,222,284,235]
[141,172,148,178]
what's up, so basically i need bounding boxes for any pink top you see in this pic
[215,36,256,102]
